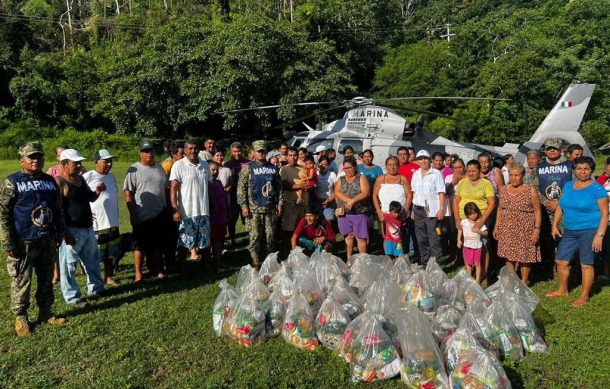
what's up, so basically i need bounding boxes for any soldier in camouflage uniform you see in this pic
[237,140,282,268]
[0,142,66,336]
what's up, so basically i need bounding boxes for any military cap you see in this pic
[19,142,44,157]
[543,138,564,149]
[252,140,268,152]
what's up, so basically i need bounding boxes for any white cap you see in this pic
[315,145,327,154]
[415,150,431,159]
[59,149,86,162]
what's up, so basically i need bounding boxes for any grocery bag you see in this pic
[268,263,295,298]
[396,305,450,388]
[286,246,309,270]
[293,266,324,316]
[483,302,524,361]
[223,291,266,347]
[328,280,363,319]
[349,313,401,382]
[498,292,547,353]
[212,279,239,336]
[266,289,287,338]
[441,327,481,371]
[431,305,463,343]
[450,346,512,389]
[316,296,351,350]
[282,291,319,351]
[259,251,280,286]
[457,310,501,359]
[401,271,438,314]
[426,257,450,297]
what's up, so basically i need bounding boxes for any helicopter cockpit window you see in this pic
[306,139,334,153]
[338,139,363,155]
[290,137,306,148]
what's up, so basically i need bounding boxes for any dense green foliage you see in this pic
[1,0,609,146]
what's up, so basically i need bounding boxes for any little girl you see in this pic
[457,202,488,284]
[295,156,317,205]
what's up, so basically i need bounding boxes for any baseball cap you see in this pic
[252,140,268,152]
[59,149,86,162]
[415,150,431,159]
[230,142,243,149]
[315,145,327,154]
[95,149,115,161]
[19,142,44,157]
[139,140,154,151]
[543,138,563,150]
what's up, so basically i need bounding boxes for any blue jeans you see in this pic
[59,226,105,304]
[298,237,331,252]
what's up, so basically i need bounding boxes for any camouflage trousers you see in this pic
[6,238,56,316]
[245,212,277,264]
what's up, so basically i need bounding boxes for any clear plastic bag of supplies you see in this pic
[315,296,351,350]
[259,251,280,286]
[266,289,287,338]
[349,313,401,383]
[212,279,239,336]
[396,305,450,389]
[223,291,266,347]
[282,291,319,351]
[450,346,512,389]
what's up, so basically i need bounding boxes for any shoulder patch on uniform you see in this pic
[1,179,15,198]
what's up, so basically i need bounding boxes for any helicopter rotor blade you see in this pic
[377,96,510,102]
[272,103,348,130]
[212,101,335,115]
[381,103,456,120]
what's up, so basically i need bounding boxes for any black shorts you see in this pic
[133,209,173,253]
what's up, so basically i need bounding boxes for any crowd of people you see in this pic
[0,136,608,336]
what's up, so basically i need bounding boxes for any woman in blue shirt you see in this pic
[546,156,608,307]
[357,149,384,188]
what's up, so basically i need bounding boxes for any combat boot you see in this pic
[15,315,30,337]
[37,310,66,326]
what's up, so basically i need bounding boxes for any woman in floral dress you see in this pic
[493,163,542,285]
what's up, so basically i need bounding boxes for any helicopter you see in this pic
[214,83,595,165]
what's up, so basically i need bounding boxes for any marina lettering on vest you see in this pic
[16,180,57,192]
[537,165,569,175]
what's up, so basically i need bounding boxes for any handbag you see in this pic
[334,207,345,217]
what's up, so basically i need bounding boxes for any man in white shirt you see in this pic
[83,149,121,285]
[411,149,446,266]
[170,140,213,263]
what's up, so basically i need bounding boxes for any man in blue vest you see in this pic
[0,142,66,336]
[237,140,282,268]
[531,137,573,279]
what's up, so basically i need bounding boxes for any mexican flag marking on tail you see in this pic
[560,101,573,108]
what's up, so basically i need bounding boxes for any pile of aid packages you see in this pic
[213,248,548,388]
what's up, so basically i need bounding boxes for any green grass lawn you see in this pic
[0,158,608,388]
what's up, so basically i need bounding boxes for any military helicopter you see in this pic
[214,83,595,164]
